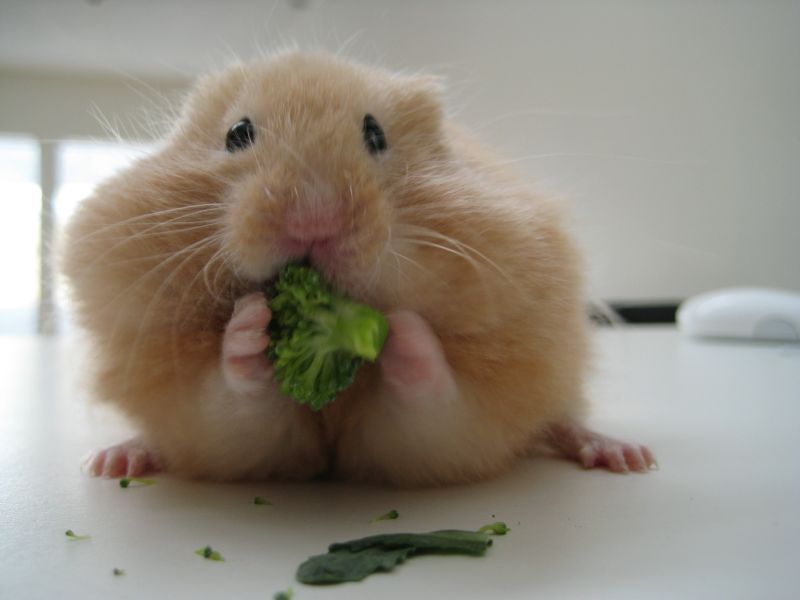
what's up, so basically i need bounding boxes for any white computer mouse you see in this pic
[677,287,800,342]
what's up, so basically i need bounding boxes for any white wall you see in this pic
[2,0,798,301]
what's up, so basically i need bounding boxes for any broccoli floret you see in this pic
[267,263,388,410]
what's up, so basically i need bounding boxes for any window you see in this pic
[0,134,153,335]
[54,140,152,229]
[0,137,40,334]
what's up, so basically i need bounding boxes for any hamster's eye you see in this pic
[226,117,255,152]
[362,114,387,155]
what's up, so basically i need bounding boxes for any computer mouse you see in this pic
[677,287,800,342]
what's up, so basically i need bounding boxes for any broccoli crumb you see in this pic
[370,509,400,523]
[254,496,273,506]
[119,476,156,488]
[195,545,225,561]
[65,529,91,541]
[112,568,125,576]
[273,588,294,600]
[478,522,510,535]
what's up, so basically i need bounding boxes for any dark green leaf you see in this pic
[297,528,495,585]
[297,547,413,584]
[329,530,492,556]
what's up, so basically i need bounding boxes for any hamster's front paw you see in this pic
[379,310,458,403]
[83,437,163,478]
[222,292,274,394]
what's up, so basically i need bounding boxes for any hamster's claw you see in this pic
[222,292,274,393]
[545,420,658,474]
[83,437,162,478]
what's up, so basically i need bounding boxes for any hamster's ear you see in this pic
[392,74,445,132]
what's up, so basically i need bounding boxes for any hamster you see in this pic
[62,51,655,486]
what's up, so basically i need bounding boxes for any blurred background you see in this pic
[1,0,798,334]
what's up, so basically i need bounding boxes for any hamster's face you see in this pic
[63,52,456,340]
[172,53,447,303]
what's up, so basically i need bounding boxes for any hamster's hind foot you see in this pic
[83,437,163,478]
[545,420,658,474]
[222,292,274,394]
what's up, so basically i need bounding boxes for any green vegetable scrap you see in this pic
[370,509,400,523]
[477,521,510,535]
[119,476,156,488]
[65,529,91,541]
[273,588,294,600]
[296,528,497,585]
[267,263,388,410]
[254,496,273,506]
[112,568,125,576]
[195,546,225,561]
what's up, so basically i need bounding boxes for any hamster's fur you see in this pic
[63,52,649,487]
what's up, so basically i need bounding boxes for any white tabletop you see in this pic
[1,327,799,599]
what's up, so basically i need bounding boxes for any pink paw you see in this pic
[222,292,273,392]
[84,438,162,478]
[546,420,657,474]
[379,310,457,402]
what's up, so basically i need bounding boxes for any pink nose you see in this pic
[284,205,343,244]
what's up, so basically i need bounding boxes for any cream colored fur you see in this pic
[62,52,588,486]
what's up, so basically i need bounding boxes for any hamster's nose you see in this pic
[282,204,343,253]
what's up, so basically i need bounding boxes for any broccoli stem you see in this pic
[326,302,387,361]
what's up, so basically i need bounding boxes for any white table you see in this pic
[2,327,799,599]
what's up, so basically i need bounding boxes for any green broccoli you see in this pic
[267,263,388,410]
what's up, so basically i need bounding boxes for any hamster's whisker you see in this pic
[76,203,224,243]
[101,235,222,390]
[75,229,223,280]
[120,235,224,395]
[202,247,233,303]
[88,103,127,146]
[395,233,496,310]
[97,234,223,324]
[400,237,483,274]
[388,247,435,280]
[492,151,693,167]
[95,222,223,246]
[396,223,515,286]
[168,244,233,380]
[92,226,225,270]
[71,212,225,284]
[211,251,237,299]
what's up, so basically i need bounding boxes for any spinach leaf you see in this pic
[296,529,494,585]
[297,547,414,584]
[329,530,492,556]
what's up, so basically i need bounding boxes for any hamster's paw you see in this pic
[222,292,273,393]
[83,437,163,478]
[545,420,658,474]
[379,310,458,402]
